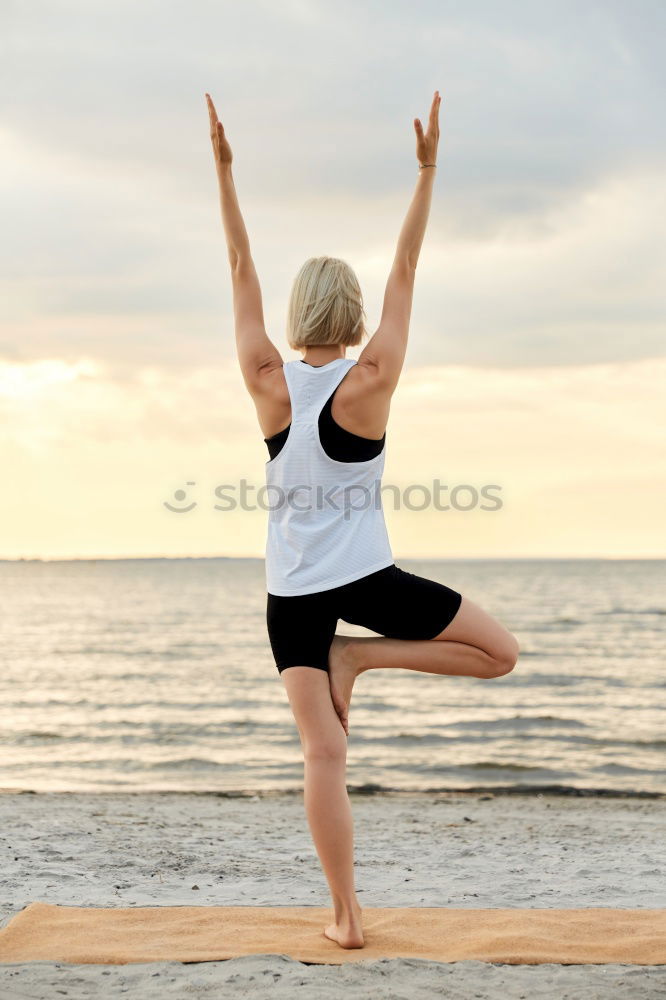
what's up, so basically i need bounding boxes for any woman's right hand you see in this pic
[206,92,233,169]
[414,90,441,167]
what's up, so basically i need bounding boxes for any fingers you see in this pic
[429,90,441,125]
[414,91,441,140]
[206,92,229,145]
[205,92,219,126]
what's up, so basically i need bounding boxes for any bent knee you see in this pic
[489,632,520,677]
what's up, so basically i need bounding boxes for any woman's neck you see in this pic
[300,347,346,367]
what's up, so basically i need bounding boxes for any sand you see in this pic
[0,789,665,998]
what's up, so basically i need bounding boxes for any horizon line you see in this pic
[1,554,664,563]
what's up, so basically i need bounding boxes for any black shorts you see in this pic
[266,562,463,674]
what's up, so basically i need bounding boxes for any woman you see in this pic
[206,90,519,950]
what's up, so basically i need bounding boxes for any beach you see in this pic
[1,788,664,997]
[2,560,664,995]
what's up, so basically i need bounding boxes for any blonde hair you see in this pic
[286,256,368,350]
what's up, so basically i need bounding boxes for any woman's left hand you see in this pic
[206,93,233,167]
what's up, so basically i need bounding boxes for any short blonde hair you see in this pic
[286,256,368,350]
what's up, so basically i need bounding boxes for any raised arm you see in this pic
[206,93,283,391]
[358,90,441,393]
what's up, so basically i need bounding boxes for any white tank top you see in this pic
[264,357,394,596]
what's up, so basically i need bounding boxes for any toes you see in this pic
[328,681,350,734]
[336,703,349,732]
[330,689,347,718]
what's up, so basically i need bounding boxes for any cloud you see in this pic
[408,166,666,366]
[1,354,663,558]
[1,0,664,379]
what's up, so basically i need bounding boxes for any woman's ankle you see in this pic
[333,895,363,921]
[333,634,367,676]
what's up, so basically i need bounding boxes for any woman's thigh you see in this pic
[266,590,338,674]
[281,666,348,752]
[338,563,463,641]
[338,564,518,664]
[434,595,519,664]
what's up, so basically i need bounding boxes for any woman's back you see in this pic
[257,356,394,444]
[264,358,395,597]
[264,359,387,462]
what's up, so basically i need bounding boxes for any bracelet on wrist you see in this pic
[419,163,437,169]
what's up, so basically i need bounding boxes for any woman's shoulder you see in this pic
[332,360,394,439]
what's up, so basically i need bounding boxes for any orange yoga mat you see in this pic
[0,902,665,966]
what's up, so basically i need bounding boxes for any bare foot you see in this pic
[323,904,365,948]
[327,634,362,736]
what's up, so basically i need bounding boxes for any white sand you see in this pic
[0,790,665,998]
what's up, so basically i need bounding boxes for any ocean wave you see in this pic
[147,757,232,771]
[597,607,666,616]
[342,781,666,798]
[443,715,588,731]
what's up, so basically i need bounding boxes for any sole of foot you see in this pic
[327,634,361,736]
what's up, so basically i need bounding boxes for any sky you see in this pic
[1,0,664,559]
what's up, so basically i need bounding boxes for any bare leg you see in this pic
[280,666,364,948]
[328,595,520,734]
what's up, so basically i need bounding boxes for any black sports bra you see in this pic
[264,360,385,462]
